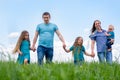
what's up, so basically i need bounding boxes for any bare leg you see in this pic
[108,48,112,51]
[24,59,28,64]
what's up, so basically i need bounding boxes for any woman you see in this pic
[89,20,112,64]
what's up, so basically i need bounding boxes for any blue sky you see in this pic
[0,0,120,46]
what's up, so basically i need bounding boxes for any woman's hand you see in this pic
[91,51,95,57]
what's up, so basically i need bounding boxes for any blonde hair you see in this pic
[72,36,83,55]
[108,25,114,30]
[13,30,30,53]
[73,36,83,46]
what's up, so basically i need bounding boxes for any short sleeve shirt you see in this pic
[69,46,85,61]
[89,29,107,53]
[107,31,115,39]
[36,23,58,48]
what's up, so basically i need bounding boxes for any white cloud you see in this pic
[83,28,90,34]
[0,40,120,63]
[8,32,19,38]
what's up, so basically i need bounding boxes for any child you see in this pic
[13,30,32,64]
[105,25,115,51]
[63,36,93,65]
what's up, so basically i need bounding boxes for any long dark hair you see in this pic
[91,20,101,33]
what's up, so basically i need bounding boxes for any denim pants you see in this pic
[98,51,112,64]
[106,51,112,64]
[106,39,113,49]
[37,45,53,65]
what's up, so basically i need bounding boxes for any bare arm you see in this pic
[31,31,39,49]
[17,49,22,55]
[63,46,71,53]
[91,40,95,57]
[84,51,91,56]
[105,32,111,36]
[55,30,66,46]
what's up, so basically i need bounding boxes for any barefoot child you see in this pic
[63,36,93,65]
[13,30,32,64]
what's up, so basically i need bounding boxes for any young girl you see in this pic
[13,30,32,64]
[63,36,93,65]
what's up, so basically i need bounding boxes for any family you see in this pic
[13,12,115,65]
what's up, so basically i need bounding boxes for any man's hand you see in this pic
[31,46,36,52]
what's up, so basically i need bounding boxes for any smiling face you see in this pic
[91,20,102,33]
[77,37,83,45]
[42,15,50,24]
[74,37,83,46]
[24,32,29,40]
[108,25,114,32]
[94,20,101,30]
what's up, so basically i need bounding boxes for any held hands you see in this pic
[91,53,95,57]
[63,43,66,48]
[32,48,36,52]
[63,44,66,50]
[30,46,36,52]
[91,51,95,57]
[62,44,70,53]
[63,43,68,53]
[63,43,66,49]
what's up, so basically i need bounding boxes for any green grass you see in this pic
[0,61,120,80]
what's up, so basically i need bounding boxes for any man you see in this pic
[31,12,66,64]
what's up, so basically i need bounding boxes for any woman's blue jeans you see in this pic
[98,51,112,64]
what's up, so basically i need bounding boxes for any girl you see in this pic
[63,36,93,65]
[13,30,32,64]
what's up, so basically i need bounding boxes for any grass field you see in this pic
[0,61,120,80]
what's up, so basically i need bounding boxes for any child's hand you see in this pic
[91,53,95,57]
[33,48,36,52]
[104,32,108,36]
[30,47,36,52]
[62,45,70,53]
[19,52,22,55]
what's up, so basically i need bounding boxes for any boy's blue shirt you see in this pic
[107,31,114,39]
